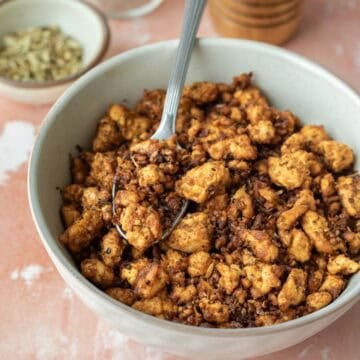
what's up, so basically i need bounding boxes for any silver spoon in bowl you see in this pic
[112,0,207,240]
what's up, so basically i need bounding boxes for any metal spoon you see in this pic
[112,0,207,240]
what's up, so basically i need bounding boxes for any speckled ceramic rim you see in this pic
[28,38,360,338]
[0,0,110,89]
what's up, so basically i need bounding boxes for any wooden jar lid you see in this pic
[221,0,301,17]
[209,0,303,45]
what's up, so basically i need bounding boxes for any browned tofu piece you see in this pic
[320,173,336,198]
[108,104,151,141]
[344,231,360,255]
[71,156,89,185]
[278,269,307,310]
[120,258,150,286]
[306,291,332,311]
[242,230,279,263]
[318,140,354,173]
[62,184,83,204]
[81,259,114,287]
[337,176,360,218]
[228,186,254,220]
[119,203,162,252]
[247,120,276,144]
[61,204,81,228]
[138,164,166,187]
[183,82,218,104]
[302,211,333,254]
[81,187,110,209]
[59,209,104,253]
[245,103,272,124]
[268,151,310,190]
[216,263,241,295]
[168,212,212,253]
[100,228,125,267]
[176,161,230,203]
[134,263,168,299]
[106,288,136,306]
[319,274,345,299]
[170,284,197,304]
[92,116,122,152]
[281,133,305,154]
[300,125,330,152]
[277,189,315,246]
[188,251,213,277]
[208,135,257,161]
[327,255,360,275]
[234,86,268,107]
[199,298,230,324]
[258,185,278,208]
[244,263,282,299]
[114,190,141,208]
[287,229,312,263]
[88,152,116,192]
[132,295,177,318]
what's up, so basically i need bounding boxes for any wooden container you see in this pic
[209,0,303,45]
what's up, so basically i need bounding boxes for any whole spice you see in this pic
[0,26,83,82]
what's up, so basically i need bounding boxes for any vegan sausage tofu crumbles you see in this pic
[59,73,360,328]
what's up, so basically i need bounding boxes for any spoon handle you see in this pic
[152,0,207,140]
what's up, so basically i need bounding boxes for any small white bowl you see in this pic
[0,0,110,105]
[28,39,360,359]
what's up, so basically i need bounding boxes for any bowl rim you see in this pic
[0,0,110,89]
[28,37,360,338]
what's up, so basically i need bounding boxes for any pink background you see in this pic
[1,0,360,358]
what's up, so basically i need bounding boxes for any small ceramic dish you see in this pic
[0,0,110,105]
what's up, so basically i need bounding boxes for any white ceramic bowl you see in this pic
[28,39,360,360]
[0,0,110,105]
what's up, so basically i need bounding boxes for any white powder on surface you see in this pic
[297,344,313,359]
[10,264,52,287]
[335,43,344,56]
[320,347,331,360]
[353,43,360,68]
[0,121,35,185]
[62,286,74,300]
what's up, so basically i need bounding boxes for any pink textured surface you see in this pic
[1,0,360,358]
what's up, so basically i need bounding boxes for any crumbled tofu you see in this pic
[302,211,333,254]
[106,288,136,306]
[306,291,332,311]
[228,186,254,220]
[327,255,360,275]
[248,120,276,144]
[134,263,168,299]
[119,203,162,252]
[208,135,257,161]
[199,298,230,324]
[319,274,345,299]
[242,229,279,263]
[168,212,212,253]
[278,269,307,310]
[188,251,213,277]
[100,228,125,267]
[319,140,354,173]
[81,259,114,287]
[59,209,103,253]
[244,263,282,299]
[268,151,310,190]
[337,176,360,218]
[176,161,230,203]
[216,263,241,294]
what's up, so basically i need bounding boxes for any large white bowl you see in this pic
[28,39,360,360]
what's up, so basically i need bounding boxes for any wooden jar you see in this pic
[209,0,304,45]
